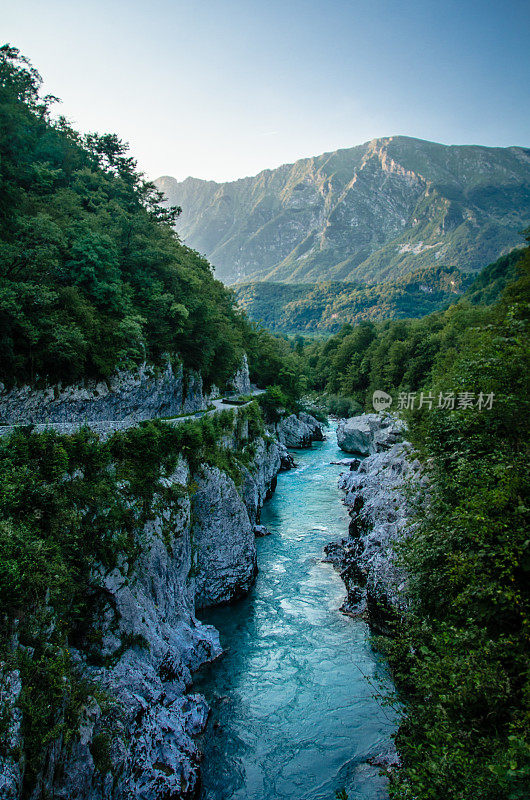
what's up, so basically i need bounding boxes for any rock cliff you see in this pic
[0,361,215,425]
[0,413,288,799]
[1,452,221,800]
[326,415,424,631]
[226,354,252,396]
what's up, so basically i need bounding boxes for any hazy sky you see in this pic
[4,0,529,182]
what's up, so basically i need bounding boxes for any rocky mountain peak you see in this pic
[155,137,530,285]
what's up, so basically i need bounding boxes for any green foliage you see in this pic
[325,394,362,418]
[307,241,530,798]
[371,244,530,799]
[465,249,524,306]
[257,385,292,423]
[0,45,297,394]
[90,731,113,774]
[235,266,470,333]
[304,248,527,410]
[244,325,306,401]
[17,647,92,792]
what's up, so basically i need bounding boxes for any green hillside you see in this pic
[0,46,301,398]
[234,265,471,333]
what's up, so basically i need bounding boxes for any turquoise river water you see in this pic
[195,423,395,800]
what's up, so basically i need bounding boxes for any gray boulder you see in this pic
[275,412,324,448]
[253,524,272,537]
[336,413,405,455]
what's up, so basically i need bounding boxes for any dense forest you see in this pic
[303,247,527,410]
[235,253,524,335]
[234,265,472,333]
[0,46,302,401]
[304,242,530,798]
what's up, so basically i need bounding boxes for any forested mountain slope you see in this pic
[0,46,300,398]
[156,137,530,285]
[234,265,469,332]
[234,250,524,333]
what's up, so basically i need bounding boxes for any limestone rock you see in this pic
[330,458,361,469]
[278,444,296,470]
[275,412,324,448]
[326,435,424,631]
[227,354,251,396]
[0,361,207,425]
[192,466,257,609]
[241,437,282,526]
[0,376,310,799]
[336,412,405,455]
[7,426,286,798]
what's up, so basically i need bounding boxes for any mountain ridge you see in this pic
[155,136,530,285]
[157,135,529,187]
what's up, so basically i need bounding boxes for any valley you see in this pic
[0,41,528,800]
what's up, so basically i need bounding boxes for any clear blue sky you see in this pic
[4,0,529,182]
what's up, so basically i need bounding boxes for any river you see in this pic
[195,423,395,800]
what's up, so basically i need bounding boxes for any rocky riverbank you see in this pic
[326,413,423,632]
[0,397,323,800]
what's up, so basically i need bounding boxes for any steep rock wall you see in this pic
[0,421,286,799]
[325,415,424,631]
[192,465,257,609]
[0,361,215,425]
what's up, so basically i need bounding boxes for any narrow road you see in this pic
[0,390,266,438]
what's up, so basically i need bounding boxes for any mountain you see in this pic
[155,136,530,285]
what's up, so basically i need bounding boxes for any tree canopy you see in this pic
[0,45,302,396]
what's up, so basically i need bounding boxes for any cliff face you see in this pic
[0,344,324,800]
[0,382,296,800]
[156,136,530,285]
[0,424,285,800]
[0,361,213,426]
[193,465,258,609]
[326,415,424,631]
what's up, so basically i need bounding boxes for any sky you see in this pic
[3,0,530,182]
